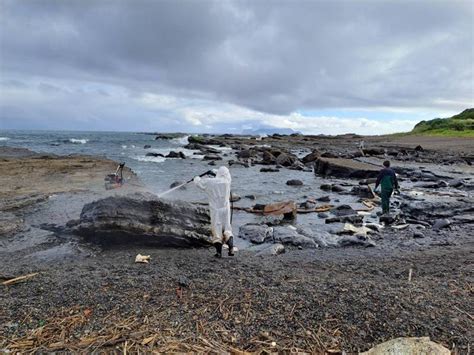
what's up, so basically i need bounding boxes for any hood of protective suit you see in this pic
[216,166,231,184]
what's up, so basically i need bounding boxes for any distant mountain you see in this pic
[411,108,474,137]
[241,127,301,136]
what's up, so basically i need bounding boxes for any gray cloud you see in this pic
[0,0,472,131]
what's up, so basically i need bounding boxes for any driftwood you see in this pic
[2,272,39,286]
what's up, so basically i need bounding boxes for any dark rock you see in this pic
[72,193,212,247]
[321,152,338,158]
[244,194,257,200]
[236,149,255,159]
[261,151,276,164]
[144,145,152,149]
[301,150,320,164]
[239,224,273,244]
[273,226,318,248]
[318,212,329,218]
[333,205,357,216]
[203,154,222,161]
[351,186,373,198]
[286,179,303,186]
[317,195,331,202]
[325,215,363,224]
[276,153,298,167]
[320,184,332,191]
[208,161,216,166]
[433,218,451,230]
[413,231,424,238]
[177,276,190,288]
[260,167,279,172]
[166,151,186,159]
[228,160,249,168]
[145,152,165,157]
[414,145,424,152]
[379,215,397,225]
[314,158,380,179]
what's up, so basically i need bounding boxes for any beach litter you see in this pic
[135,254,151,264]
[2,272,39,286]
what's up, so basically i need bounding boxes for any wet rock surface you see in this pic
[72,193,212,247]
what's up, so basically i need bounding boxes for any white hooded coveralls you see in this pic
[194,166,233,244]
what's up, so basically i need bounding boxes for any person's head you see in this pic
[216,166,231,182]
[383,160,390,168]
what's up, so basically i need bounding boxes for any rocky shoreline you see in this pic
[1,133,473,353]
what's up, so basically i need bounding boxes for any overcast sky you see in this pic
[0,0,472,134]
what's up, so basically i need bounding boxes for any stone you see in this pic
[144,145,151,149]
[325,215,363,224]
[414,145,424,152]
[301,150,320,164]
[276,152,298,167]
[432,218,451,230]
[0,212,24,236]
[317,195,331,202]
[203,154,222,161]
[361,337,449,355]
[314,158,380,179]
[379,214,397,225]
[72,193,212,247]
[413,231,424,238]
[239,224,273,244]
[260,167,279,172]
[261,151,276,164]
[286,179,303,186]
[256,243,285,256]
[273,226,318,248]
[318,212,329,218]
[244,194,256,200]
[145,152,165,157]
[236,149,255,159]
[333,205,357,216]
[166,151,186,159]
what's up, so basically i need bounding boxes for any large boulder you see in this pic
[276,152,298,167]
[314,158,380,179]
[239,224,273,244]
[301,150,320,164]
[72,193,212,247]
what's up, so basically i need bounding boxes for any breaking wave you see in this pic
[172,135,190,145]
[133,155,166,163]
[69,138,88,144]
[0,137,10,141]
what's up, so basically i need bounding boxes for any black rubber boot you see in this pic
[214,242,222,258]
[227,236,234,256]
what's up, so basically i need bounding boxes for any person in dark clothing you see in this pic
[375,160,399,214]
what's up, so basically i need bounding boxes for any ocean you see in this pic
[0,130,357,235]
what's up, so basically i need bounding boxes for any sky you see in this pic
[0,0,473,135]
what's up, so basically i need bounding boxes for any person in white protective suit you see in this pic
[194,166,234,258]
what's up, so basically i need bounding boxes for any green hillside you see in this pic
[411,108,474,137]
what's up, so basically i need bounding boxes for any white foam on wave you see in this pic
[70,138,88,144]
[122,145,127,149]
[133,155,166,163]
[209,145,232,151]
[147,147,203,159]
[0,137,10,141]
[171,135,190,145]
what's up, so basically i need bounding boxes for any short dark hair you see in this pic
[383,160,390,167]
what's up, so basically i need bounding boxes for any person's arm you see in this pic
[375,171,382,190]
[392,170,399,190]
[193,176,208,190]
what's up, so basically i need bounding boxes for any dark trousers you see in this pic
[381,188,393,214]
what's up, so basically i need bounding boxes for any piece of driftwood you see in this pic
[2,272,39,286]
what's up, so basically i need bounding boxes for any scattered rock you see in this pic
[317,195,331,202]
[239,224,273,244]
[301,150,320,164]
[276,152,298,167]
[244,194,256,200]
[273,226,318,248]
[256,243,285,256]
[333,205,357,216]
[166,151,186,159]
[286,179,303,186]
[361,337,449,355]
[145,152,165,158]
[143,145,151,149]
[203,154,222,161]
[260,167,279,172]
[432,218,451,230]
